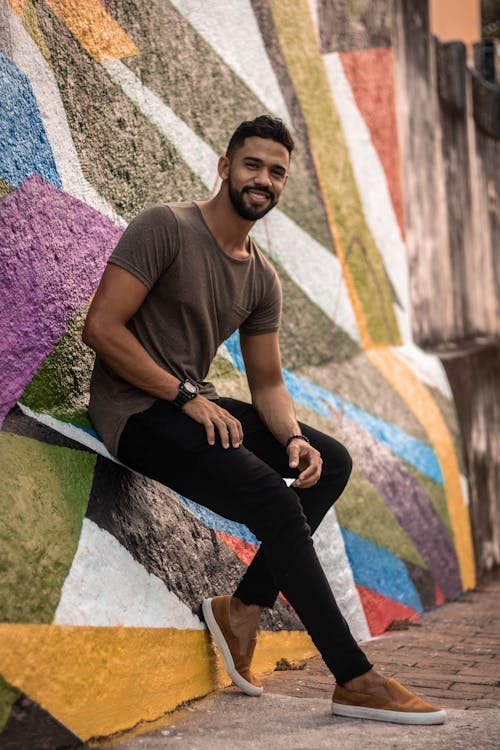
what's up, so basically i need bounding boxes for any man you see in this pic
[83,115,445,725]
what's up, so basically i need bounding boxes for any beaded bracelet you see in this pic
[286,434,311,448]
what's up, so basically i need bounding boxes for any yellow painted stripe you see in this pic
[0,624,317,741]
[310,146,373,348]
[45,0,139,62]
[268,0,400,346]
[366,347,475,589]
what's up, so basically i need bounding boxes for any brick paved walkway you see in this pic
[265,573,500,709]
[114,574,500,749]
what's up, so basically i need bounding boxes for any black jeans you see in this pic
[117,396,372,684]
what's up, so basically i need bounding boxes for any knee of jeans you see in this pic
[324,441,352,476]
[246,486,311,547]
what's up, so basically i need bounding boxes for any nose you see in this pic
[253,168,273,188]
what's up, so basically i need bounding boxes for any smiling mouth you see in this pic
[245,189,272,204]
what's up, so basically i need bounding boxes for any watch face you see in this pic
[184,381,197,394]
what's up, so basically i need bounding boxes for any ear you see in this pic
[218,155,230,181]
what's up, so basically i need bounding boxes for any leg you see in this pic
[223,398,351,608]
[117,398,371,685]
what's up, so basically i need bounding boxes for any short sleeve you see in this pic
[108,205,179,289]
[240,265,282,335]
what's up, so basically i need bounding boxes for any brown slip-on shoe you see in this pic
[332,677,446,725]
[202,596,263,697]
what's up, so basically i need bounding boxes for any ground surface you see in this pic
[109,573,500,750]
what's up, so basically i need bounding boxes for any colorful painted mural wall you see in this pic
[0,0,476,745]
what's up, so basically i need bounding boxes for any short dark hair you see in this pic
[226,115,294,159]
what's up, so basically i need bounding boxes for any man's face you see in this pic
[225,136,290,221]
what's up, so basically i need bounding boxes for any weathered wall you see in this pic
[0,0,477,745]
[393,0,499,573]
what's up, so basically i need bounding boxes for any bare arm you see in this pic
[240,331,322,487]
[83,264,243,448]
[83,264,181,400]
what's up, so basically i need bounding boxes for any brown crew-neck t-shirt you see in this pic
[88,202,282,456]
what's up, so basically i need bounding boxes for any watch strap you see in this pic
[172,379,199,409]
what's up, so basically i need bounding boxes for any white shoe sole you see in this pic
[202,598,263,697]
[332,702,446,725]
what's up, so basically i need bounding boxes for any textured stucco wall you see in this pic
[393,0,499,573]
[0,0,475,745]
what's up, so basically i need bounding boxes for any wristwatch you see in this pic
[171,379,200,409]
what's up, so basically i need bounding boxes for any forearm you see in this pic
[83,321,180,401]
[251,382,301,446]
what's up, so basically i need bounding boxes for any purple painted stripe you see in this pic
[0,175,121,420]
[335,411,462,599]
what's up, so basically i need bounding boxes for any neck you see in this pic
[197,190,254,260]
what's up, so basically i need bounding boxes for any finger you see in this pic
[203,419,216,446]
[213,418,231,448]
[226,417,242,448]
[288,443,300,469]
[293,456,322,486]
[220,411,243,445]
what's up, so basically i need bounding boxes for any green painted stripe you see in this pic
[268,0,401,345]
[0,675,21,734]
[274,258,360,370]
[0,178,13,200]
[20,307,94,428]
[0,432,96,623]
[335,469,428,569]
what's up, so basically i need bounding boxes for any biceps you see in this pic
[83,265,149,346]
[87,264,149,326]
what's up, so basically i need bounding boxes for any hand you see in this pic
[182,396,243,449]
[287,439,322,488]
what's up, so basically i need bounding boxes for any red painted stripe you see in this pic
[434,582,446,606]
[216,531,258,566]
[216,531,291,606]
[339,48,405,237]
[356,584,419,637]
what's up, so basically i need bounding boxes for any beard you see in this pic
[228,177,278,221]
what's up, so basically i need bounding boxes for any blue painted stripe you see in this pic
[0,53,62,188]
[225,332,443,485]
[170,489,260,545]
[341,528,423,613]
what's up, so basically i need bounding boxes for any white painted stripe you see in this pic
[252,212,359,339]
[315,508,371,642]
[169,0,291,126]
[102,59,220,188]
[460,475,469,508]
[323,52,411,343]
[390,345,453,399]
[17,403,116,460]
[306,0,321,42]
[54,519,204,628]
[3,4,124,226]
[103,60,360,342]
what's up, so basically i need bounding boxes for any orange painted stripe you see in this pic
[0,624,316,741]
[45,0,139,62]
[366,347,475,590]
[6,0,25,15]
[339,49,405,237]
